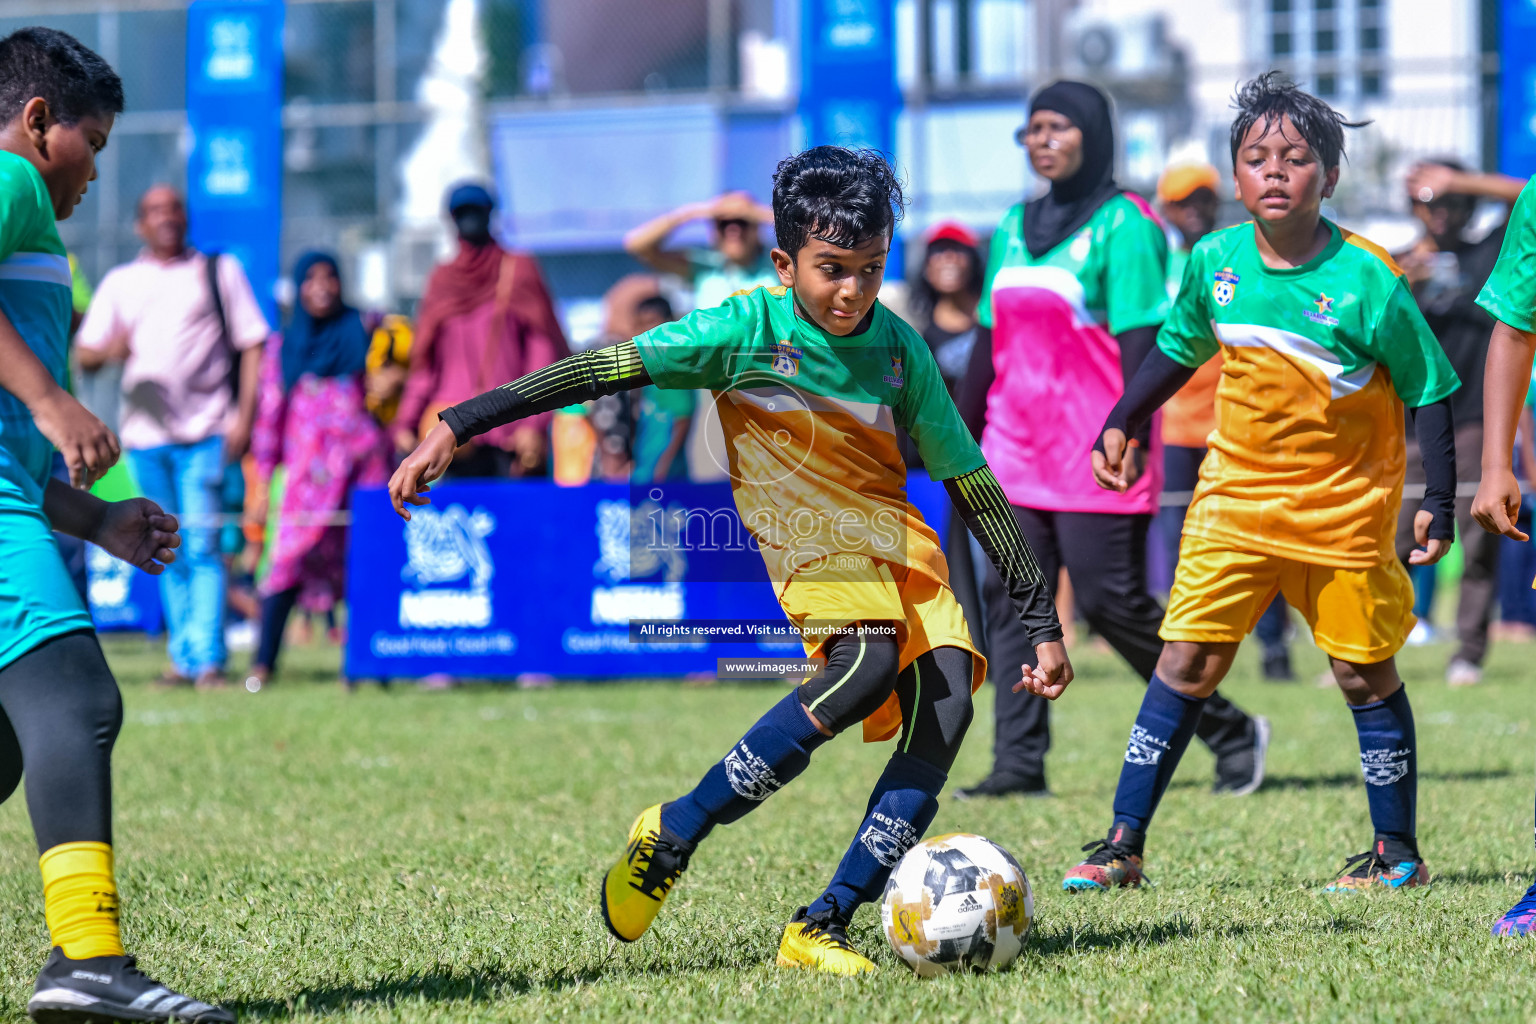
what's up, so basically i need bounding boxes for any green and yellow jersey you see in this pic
[1477,176,1536,333]
[633,284,984,592]
[0,151,72,488]
[1159,220,1459,568]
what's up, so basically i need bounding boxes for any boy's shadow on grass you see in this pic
[1169,767,1512,793]
[230,943,761,1017]
[230,968,595,1018]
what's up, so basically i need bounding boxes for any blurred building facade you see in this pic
[7,0,1507,336]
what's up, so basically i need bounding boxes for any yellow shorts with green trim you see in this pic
[1162,533,1415,665]
[778,555,986,742]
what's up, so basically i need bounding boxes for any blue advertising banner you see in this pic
[1500,0,1536,177]
[344,477,955,680]
[185,0,285,325]
[798,0,902,264]
[86,544,163,634]
[799,0,900,152]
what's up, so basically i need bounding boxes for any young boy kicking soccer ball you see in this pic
[1062,72,1460,894]
[390,147,1071,973]
[0,28,232,1023]
[1470,174,1536,935]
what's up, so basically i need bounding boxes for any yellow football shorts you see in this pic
[778,554,986,742]
[1161,532,1415,665]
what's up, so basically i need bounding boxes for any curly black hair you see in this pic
[1229,70,1368,171]
[0,27,123,126]
[771,146,906,257]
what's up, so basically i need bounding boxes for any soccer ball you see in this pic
[880,832,1034,976]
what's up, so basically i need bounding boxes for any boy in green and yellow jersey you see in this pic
[391,147,1070,973]
[1470,174,1536,935]
[1062,72,1461,895]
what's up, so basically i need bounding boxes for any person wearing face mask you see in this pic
[395,182,570,477]
[244,252,390,690]
[956,81,1267,800]
[1391,160,1526,686]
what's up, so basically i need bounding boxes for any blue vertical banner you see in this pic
[1500,0,1536,177]
[799,0,900,152]
[185,0,285,325]
[798,0,902,261]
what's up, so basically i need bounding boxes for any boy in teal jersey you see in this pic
[1470,175,1536,935]
[392,147,1071,973]
[1062,72,1461,894]
[0,28,232,1023]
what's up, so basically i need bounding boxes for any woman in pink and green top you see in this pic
[956,81,1264,799]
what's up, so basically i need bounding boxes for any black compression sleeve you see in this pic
[957,325,994,441]
[1410,396,1456,542]
[944,465,1063,646]
[1095,348,1200,456]
[1115,326,1160,447]
[438,339,653,444]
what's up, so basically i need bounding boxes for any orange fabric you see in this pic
[1157,163,1220,203]
[1161,532,1415,664]
[1160,355,1222,448]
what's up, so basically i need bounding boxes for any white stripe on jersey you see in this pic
[988,264,1100,328]
[1214,321,1378,400]
[0,252,70,288]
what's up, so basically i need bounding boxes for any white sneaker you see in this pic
[1406,621,1437,646]
[1446,659,1483,687]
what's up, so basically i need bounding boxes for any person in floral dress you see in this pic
[248,252,390,687]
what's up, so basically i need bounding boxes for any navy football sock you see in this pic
[660,691,828,845]
[818,753,947,918]
[1109,673,1208,835]
[1350,685,1417,854]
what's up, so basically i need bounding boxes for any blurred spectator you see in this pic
[584,275,661,482]
[629,295,695,483]
[1154,162,1295,681]
[907,221,984,393]
[396,182,569,478]
[956,82,1261,798]
[624,191,778,310]
[75,185,269,689]
[246,252,391,689]
[1392,160,1526,684]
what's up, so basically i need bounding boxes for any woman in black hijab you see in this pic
[954,81,1266,800]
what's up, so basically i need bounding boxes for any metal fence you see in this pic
[0,0,1503,310]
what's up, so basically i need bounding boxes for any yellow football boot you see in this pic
[601,803,692,942]
[776,904,876,976]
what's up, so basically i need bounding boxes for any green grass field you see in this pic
[0,633,1533,1022]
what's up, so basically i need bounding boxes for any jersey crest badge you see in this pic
[882,354,905,387]
[1212,267,1240,307]
[769,342,803,377]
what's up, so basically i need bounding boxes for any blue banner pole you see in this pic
[1499,0,1536,177]
[797,0,903,267]
[185,0,285,326]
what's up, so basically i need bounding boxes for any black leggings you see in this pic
[0,630,121,852]
[797,626,975,771]
[981,506,1255,779]
[254,586,301,674]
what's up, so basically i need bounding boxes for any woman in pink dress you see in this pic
[248,252,391,686]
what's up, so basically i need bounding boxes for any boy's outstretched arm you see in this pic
[389,340,653,517]
[1406,396,1456,564]
[1473,320,1536,541]
[43,479,180,575]
[1091,348,1198,492]
[943,464,1074,698]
